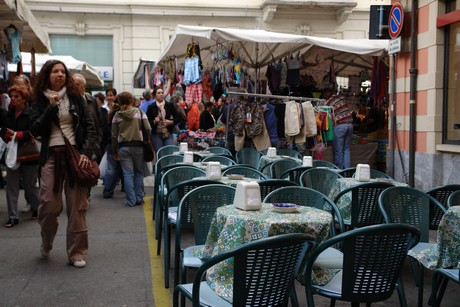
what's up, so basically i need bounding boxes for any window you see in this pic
[442,0,460,144]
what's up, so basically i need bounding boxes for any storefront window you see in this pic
[443,0,460,144]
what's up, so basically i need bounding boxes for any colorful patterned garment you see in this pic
[184,56,202,85]
[324,94,353,126]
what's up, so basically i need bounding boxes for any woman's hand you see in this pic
[154,116,160,124]
[79,154,92,169]
[48,91,60,107]
[163,119,173,126]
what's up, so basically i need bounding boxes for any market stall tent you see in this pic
[8,52,104,87]
[157,25,389,78]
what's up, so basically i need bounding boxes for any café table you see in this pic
[193,175,258,187]
[196,203,333,303]
[328,177,409,224]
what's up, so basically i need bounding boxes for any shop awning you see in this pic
[0,0,51,53]
[158,25,388,77]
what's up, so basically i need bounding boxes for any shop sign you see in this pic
[96,66,114,81]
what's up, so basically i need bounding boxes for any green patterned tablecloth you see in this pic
[328,178,409,224]
[196,203,332,303]
[193,176,258,187]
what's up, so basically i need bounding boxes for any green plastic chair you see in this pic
[280,166,312,183]
[300,168,343,196]
[259,160,276,179]
[156,166,206,252]
[378,186,447,307]
[312,160,340,169]
[162,179,225,288]
[305,224,420,307]
[269,158,302,179]
[426,184,460,227]
[236,148,261,169]
[202,155,237,166]
[447,190,460,207]
[222,165,267,180]
[174,184,236,287]
[207,146,233,157]
[333,182,394,229]
[278,148,303,160]
[157,145,179,159]
[173,233,316,307]
[337,167,356,178]
[257,179,299,201]
[152,154,184,224]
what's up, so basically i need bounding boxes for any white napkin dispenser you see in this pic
[302,156,313,167]
[206,162,221,180]
[267,147,277,158]
[183,151,194,163]
[233,181,262,211]
[355,164,371,182]
[179,142,188,154]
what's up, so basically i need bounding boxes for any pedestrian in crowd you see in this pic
[199,101,216,131]
[111,91,150,207]
[102,88,116,111]
[213,95,225,121]
[102,88,125,198]
[220,97,236,155]
[94,92,110,156]
[171,95,187,131]
[1,85,40,227]
[146,86,178,152]
[29,59,97,268]
[139,89,155,113]
[186,99,200,131]
[323,87,354,169]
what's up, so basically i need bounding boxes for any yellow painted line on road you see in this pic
[143,196,171,307]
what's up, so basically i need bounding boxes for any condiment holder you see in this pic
[302,156,313,167]
[206,162,221,180]
[183,151,194,163]
[233,181,262,211]
[355,164,371,181]
[267,147,277,157]
[179,142,188,154]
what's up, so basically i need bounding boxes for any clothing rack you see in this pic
[227,91,327,105]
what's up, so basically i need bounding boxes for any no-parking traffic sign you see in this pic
[388,2,404,39]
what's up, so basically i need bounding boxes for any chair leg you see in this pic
[289,287,299,307]
[329,299,336,307]
[156,199,165,255]
[396,277,408,307]
[417,265,425,307]
[172,286,180,307]
[164,221,170,288]
[430,273,449,307]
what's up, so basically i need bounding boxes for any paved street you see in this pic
[0,177,458,306]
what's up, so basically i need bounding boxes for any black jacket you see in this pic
[146,101,179,134]
[29,92,97,166]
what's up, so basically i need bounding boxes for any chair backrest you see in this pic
[436,207,460,268]
[166,179,226,228]
[208,146,233,157]
[161,166,206,205]
[278,148,303,160]
[300,168,343,196]
[334,182,394,228]
[157,145,179,159]
[202,155,237,166]
[337,167,357,178]
[257,179,299,201]
[259,160,276,179]
[378,186,446,242]
[305,224,420,305]
[280,166,312,183]
[222,166,267,180]
[192,234,316,307]
[263,186,345,236]
[236,148,261,168]
[447,190,460,208]
[269,158,302,179]
[426,184,460,227]
[176,184,236,245]
[312,160,340,169]
[153,155,185,206]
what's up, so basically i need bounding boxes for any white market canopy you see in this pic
[158,24,389,77]
[9,53,104,87]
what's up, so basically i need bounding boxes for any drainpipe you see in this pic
[408,0,418,187]
[388,54,396,178]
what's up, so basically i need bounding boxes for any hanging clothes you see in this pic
[284,100,301,136]
[4,25,22,64]
[285,54,301,87]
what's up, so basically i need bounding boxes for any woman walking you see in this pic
[111,92,150,207]
[29,60,97,268]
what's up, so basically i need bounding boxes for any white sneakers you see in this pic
[71,260,87,268]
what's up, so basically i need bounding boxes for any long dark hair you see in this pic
[32,59,79,101]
